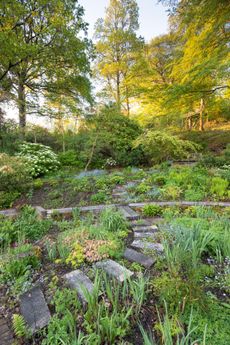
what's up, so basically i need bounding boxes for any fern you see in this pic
[12,314,29,338]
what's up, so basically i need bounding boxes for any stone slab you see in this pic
[133,231,157,239]
[129,219,151,227]
[131,240,164,253]
[95,259,134,282]
[35,206,47,219]
[132,225,158,232]
[123,248,155,268]
[118,206,140,220]
[20,287,51,333]
[63,270,95,303]
[0,208,18,218]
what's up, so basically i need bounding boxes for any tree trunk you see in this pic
[116,71,121,110]
[18,81,26,129]
[199,98,204,131]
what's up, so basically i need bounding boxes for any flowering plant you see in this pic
[18,142,60,177]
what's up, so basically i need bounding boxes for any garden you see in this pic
[1,0,230,344]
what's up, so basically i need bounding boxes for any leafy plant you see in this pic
[12,314,30,338]
[143,204,163,217]
[18,142,60,177]
[100,207,128,232]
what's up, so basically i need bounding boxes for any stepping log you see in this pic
[0,317,14,345]
[131,240,164,253]
[118,206,140,220]
[20,287,51,333]
[95,259,134,282]
[123,248,155,268]
[63,270,95,303]
[133,232,157,239]
[132,225,158,232]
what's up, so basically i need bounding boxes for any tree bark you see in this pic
[199,98,204,131]
[18,81,26,129]
[116,71,121,110]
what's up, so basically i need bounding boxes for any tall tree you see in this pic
[94,0,143,114]
[0,0,92,129]
[159,0,230,130]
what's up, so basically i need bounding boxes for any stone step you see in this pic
[132,225,158,232]
[123,248,155,268]
[133,231,157,239]
[63,270,95,303]
[118,206,140,220]
[131,240,164,253]
[0,317,14,345]
[20,287,51,333]
[95,259,134,282]
[129,219,151,227]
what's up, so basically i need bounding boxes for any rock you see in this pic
[133,232,157,239]
[132,225,158,232]
[63,270,95,303]
[118,206,140,220]
[35,206,47,219]
[123,248,155,268]
[129,219,151,227]
[131,240,164,253]
[95,259,134,282]
[20,287,51,333]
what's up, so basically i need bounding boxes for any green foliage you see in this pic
[58,150,82,167]
[12,314,30,338]
[0,191,20,209]
[142,204,163,217]
[0,153,32,195]
[90,191,108,204]
[100,207,128,232]
[183,301,230,345]
[18,142,60,177]
[134,131,199,164]
[210,177,229,198]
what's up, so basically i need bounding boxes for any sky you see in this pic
[79,0,169,41]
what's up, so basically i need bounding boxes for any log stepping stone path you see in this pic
[123,248,155,268]
[20,287,51,333]
[95,259,134,282]
[118,205,140,220]
[0,317,14,345]
[63,270,95,304]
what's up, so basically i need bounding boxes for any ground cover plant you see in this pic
[1,202,229,345]
[0,0,230,343]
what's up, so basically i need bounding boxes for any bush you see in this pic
[0,153,32,192]
[58,150,83,167]
[18,142,60,177]
[142,204,163,217]
[134,131,199,164]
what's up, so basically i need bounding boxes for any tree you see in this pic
[94,0,143,114]
[0,0,92,129]
[159,0,230,130]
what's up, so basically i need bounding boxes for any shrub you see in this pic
[0,153,32,193]
[18,142,60,177]
[0,191,20,209]
[90,192,108,204]
[134,131,199,164]
[210,177,228,198]
[58,150,82,167]
[142,204,163,217]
